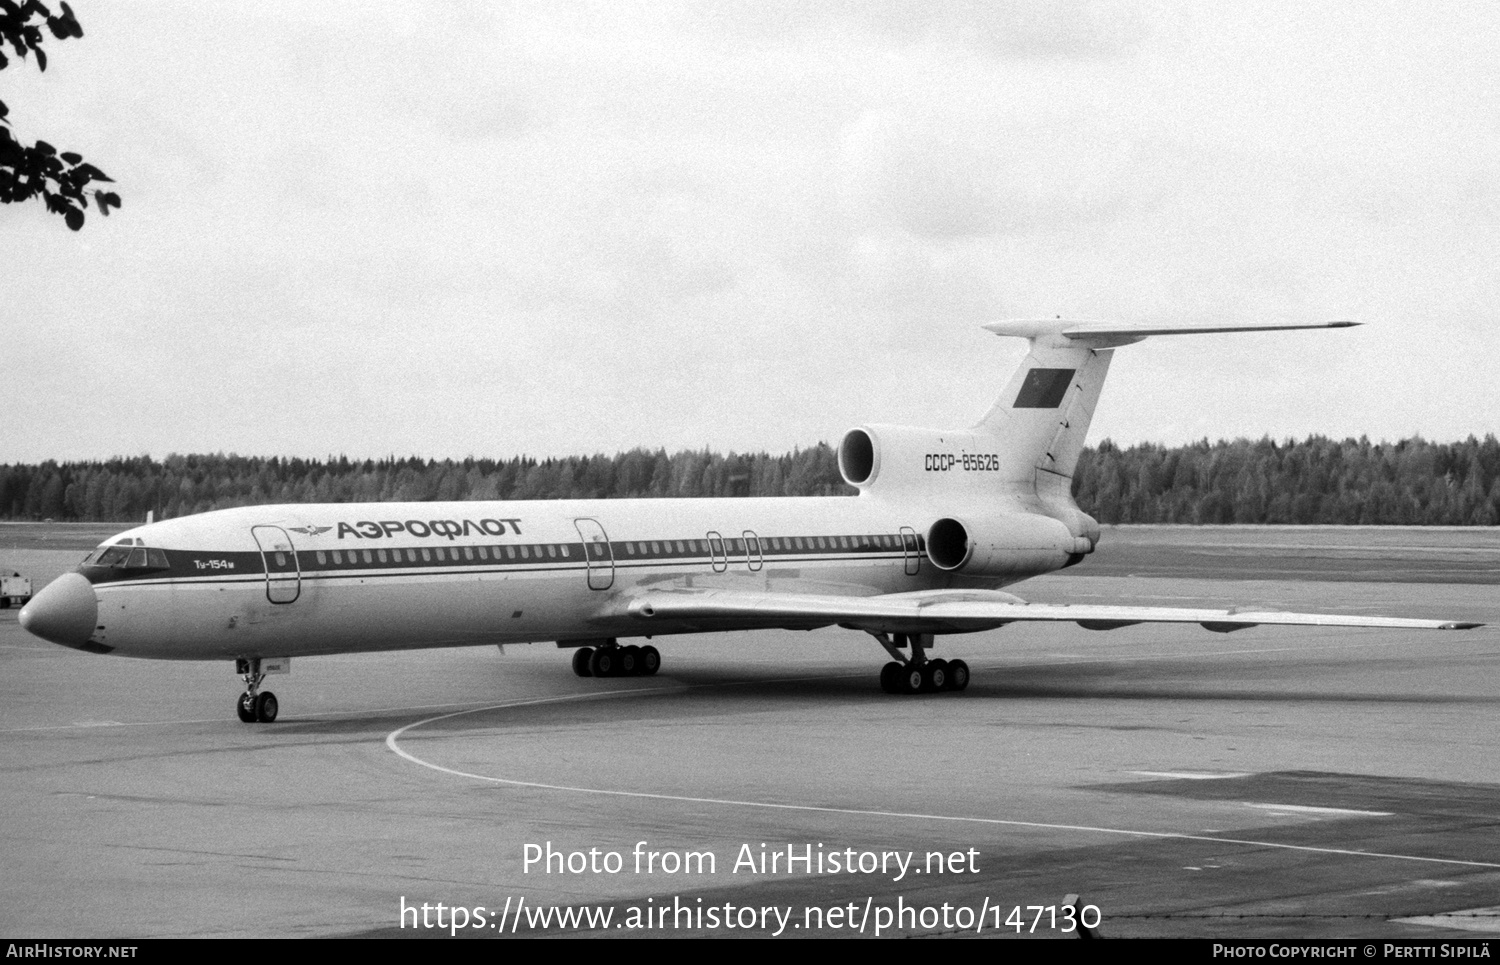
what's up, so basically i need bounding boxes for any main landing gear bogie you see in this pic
[878,659,969,694]
[873,633,970,695]
[572,642,661,679]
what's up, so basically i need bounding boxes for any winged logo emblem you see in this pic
[288,525,332,537]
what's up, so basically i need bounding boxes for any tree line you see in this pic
[1072,435,1500,525]
[2,435,1498,525]
[0,447,850,522]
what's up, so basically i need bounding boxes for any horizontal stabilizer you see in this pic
[625,588,1481,637]
[983,319,1359,348]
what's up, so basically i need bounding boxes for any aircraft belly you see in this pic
[97,569,610,659]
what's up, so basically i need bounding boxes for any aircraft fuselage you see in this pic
[62,496,1063,661]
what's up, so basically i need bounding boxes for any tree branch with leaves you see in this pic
[0,0,118,230]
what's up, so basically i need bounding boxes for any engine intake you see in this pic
[839,428,876,487]
[927,517,973,570]
[925,515,1079,578]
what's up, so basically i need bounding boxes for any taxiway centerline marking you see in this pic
[1130,771,1250,780]
[1244,802,1393,818]
[385,692,1500,872]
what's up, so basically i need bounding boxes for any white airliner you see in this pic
[19,320,1482,722]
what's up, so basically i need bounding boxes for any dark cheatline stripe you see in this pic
[77,533,916,587]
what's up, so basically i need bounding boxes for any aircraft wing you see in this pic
[624,588,1482,636]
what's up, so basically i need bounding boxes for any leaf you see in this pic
[98,190,119,210]
[0,98,7,118]
[33,138,53,156]
[63,206,83,230]
[33,43,44,71]
[60,150,79,163]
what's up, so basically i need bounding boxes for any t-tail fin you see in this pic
[976,318,1358,484]
[973,319,1358,541]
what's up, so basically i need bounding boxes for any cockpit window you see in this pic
[89,543,169,570]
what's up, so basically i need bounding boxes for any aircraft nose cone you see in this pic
[19,573,100,650]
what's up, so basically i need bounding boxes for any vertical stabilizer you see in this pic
[974,337,1113,486]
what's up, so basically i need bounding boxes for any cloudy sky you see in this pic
[5,1,1498,464]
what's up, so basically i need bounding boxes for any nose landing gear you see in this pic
[234,657,280,723]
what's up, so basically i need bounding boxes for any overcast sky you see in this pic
[5,1,1498,465]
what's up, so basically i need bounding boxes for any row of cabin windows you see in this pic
[314,544,573,567]
[620,533,910,556]
[305,533,911,569]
